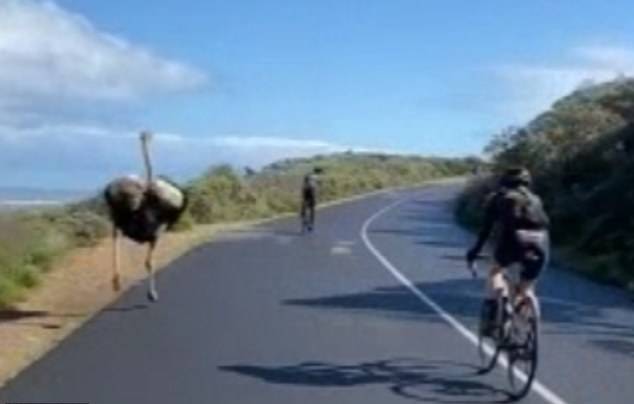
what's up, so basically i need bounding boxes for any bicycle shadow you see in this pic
[220,358,513,403]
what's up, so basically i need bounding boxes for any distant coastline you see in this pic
[0,200,66,212]
[0,200,65,206]
[0,187,91,212]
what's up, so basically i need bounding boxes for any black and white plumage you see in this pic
[104,131,188,301]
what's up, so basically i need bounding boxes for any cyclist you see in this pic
[466,167,550,333]
[300,167,321,231]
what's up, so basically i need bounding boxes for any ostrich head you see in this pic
[140,131,154,183]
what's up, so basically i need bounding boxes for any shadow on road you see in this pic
[220,358,512,403]
[102,303,149,313]
[0,309,84,329]
[0,309,49,322]
[0,303,151,329]
[285,284,446,323]
[286,274,634,360]
[591,339,634,357]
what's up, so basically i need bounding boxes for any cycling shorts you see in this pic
[302,188,316,206]
[494,230,549,281]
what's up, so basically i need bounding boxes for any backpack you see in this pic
[502,187,549,230]
[303,174,318,192]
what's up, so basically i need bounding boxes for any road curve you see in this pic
[1,183,633,403]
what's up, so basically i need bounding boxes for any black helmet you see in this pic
[500,167,531,187]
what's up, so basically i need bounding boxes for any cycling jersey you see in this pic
[469,185,550,280]
[302,173,318,205]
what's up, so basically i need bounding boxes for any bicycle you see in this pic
[468,261,540,400]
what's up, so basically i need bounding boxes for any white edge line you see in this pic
[360,197,571,404]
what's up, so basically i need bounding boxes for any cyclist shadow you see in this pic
[220,358,514,403]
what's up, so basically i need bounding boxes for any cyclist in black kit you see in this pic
[466,167,550,332]
[300,167,321,232]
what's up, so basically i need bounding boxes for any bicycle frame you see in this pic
[502,265,540,324]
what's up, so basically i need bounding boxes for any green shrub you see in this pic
[169,210,195,232]
[63,210,110,247]
[0,215,71,308]
[454,176,495,229]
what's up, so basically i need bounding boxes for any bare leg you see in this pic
[486,264,510,336]
[309,202,315,230]
[517,280,540,318]
[146,239,159,302]
[112,226,121,292]
[488,264,508,300]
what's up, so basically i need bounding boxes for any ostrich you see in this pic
[104,131,188,301]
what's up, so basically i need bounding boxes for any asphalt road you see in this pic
[1,183,633,404]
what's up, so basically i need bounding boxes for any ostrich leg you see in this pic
[146,239,159,302]
[112,226,121,291]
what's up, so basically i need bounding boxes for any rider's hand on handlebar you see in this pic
[466,248,478,278]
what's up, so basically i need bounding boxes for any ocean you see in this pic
[0,187,91,212]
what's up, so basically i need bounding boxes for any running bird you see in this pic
[104,131,188,301]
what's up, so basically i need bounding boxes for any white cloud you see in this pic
[0,2,409,189]
[209,136,345,151]
[494,44,634,123]
[0,125,392,188]
[0,0,207,126]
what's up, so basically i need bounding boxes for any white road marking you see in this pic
[360,198,571,404]
[331,240,357,255]
[331,246,352,255]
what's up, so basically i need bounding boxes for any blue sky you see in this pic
[2,0,634,190]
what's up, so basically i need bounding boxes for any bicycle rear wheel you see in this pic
[507,298,539,399]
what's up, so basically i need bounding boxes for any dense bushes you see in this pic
[0,214,68,306]
[454,175,495,229]
[186,154,476,225]
[456,78,634,286]
[0,203,112,307]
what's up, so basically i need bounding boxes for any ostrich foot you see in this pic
[112,275,121,292]
[147,289,159,302]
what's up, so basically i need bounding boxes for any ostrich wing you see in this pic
[104,176,146,212]
[151,178,186,210]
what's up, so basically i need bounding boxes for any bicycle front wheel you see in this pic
[507,298,539,399]
[477,300,501,373]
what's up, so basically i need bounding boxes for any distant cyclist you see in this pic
[300,167,322,232]
[466,167,550,333]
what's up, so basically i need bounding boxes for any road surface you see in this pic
[1,183,633,403]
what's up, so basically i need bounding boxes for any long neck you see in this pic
[141,137,153,183]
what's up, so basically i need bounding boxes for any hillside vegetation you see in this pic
[1,152,475,307]
[185,153,475,225]
[456,78,634,287]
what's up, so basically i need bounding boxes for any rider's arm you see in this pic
[468,193,497,259]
